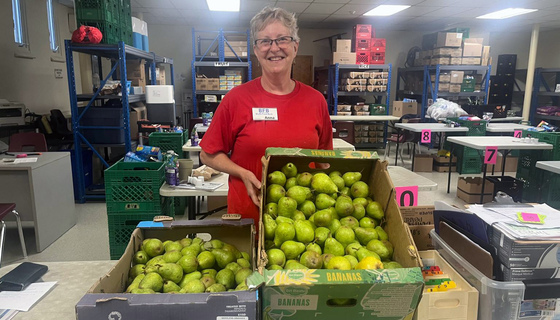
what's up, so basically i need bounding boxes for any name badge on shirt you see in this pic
[252,108,278,121]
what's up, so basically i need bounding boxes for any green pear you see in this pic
[294,220,315,244]
[177,255,198,274]
[277,196,297,218]
[342,172,362,187]
[201,269,217,278]
[330,175,345,190]
[197,251,216,269]
[235,283,249,291]
[328,219,341,234]
[376,226,389,241]
[285,177,297,190]
[314,227,330,247]
[275,216,294,225]
[334,226,356,247]
[138,272,163,292]
[324,237,345,256]
[237,258,251,269]
[146,255,165,267]
[286,186,310,205]
[203,239,224,251]
[330,192,338,200]
[191,237,204,246]
[356,247,381,262]
[311,173,338,194]
[352,204,366,220]
[264,213,277,240]
[268,265,283,270]
[306,242,322,255]
[178,238,193,247]
[179,271,202,288]
[344,255,359,268]
[360,217,378,229]
[345,242,362,257]
[163,280,181,293]
[162,250,183,263]
[133,250,149,265]
[381,240,394,260]
[329,207,340,220]
[165,241,183,253]
[222,243,242,259]
[126,274,145,293]
[241,252,250,260]
[280,240,306,260]
[292,210,306,221]
[353,197,368,207]
[298,200,316,218]
[130,264,146,279]
[350,181,369,198]
[321,253,334,266]
[300,251,323,269]
[384,261,403,269]
[268,171,287,186]
[131,288,155,294]
[285,260,308,270]
[281,163,298,178]
[216,269,236,289]
[340,216,359,230]
[201,275,216,288]
[355,227,379,245]
[340,187,350,197]
[181,244,201,257]
[266,248,286,268]
[182,279,206,293]
[315,193,336,210]
[212,249,236,269]
[313,209,333,227]
[225,262,242,275]
[366,239,392,260]
[143,239,164,258]
[205,283,226,293]
[296,172,313,187]
[267,184,286,204]
[335,196,354,218]
[273,222,296,248]
[326,256,352,270]
[329,171,342,178]
[366,201,385,220]
[235,268,253,285]
[265,203,278,218]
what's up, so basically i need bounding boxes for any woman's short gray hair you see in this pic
[250,7,300,43]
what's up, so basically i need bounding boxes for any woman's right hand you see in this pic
[239,169,262,207]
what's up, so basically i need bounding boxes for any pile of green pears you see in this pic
[264,162,402,270]
[126,237,252,294]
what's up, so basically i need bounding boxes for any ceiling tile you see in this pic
[399,6,442,17]
[169,0,207,10]
[297,13,330,22]
[421,6,476,17]
[311,0,351,3]
[346,0,385,4]
[150,9,183,18]
[335,4,376,15]
[278,0,312,2]
[381,0,424,5]
[417,0,460,6]
[303,3,344,14]
[135,0,175,9]
[241,1,276,12]
[275,1,311,13]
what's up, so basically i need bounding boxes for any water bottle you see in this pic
[165,150,179,186]
[191,128,199,146]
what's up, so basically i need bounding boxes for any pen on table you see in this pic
[4,152,43,157]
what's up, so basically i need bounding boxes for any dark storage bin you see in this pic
[485,175,523,202]
[80,107,125,144]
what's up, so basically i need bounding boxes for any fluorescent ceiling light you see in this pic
[477,8,537,19]
[364,5,410,16]
[206,0,240,12]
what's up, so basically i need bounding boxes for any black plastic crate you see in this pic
[485,176,523,202]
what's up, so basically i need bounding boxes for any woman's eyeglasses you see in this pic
[254,36,295,49]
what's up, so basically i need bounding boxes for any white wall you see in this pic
[0,0,78,116]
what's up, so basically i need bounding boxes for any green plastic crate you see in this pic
[75,0,120,25]
[77,20,121,45]
[457,155,482,174]
[543,172,560,209]
[148,132,186,158]
[106,196,166,214]
[104,160,164,203]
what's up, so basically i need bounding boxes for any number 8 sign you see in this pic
[421,129,431,143]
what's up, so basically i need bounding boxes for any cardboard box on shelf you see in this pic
[462,43,483,57]
[430,73,451,83]
[456,177,494,203]
[413,154,434,172]
[438,83,450,92]
[436,32,462,48]
[255,148,423,320]
[481,46,491,66]
[393,101,418,117]
[431,57,450,65]
[450,57,462,65]
[336,39,352,53]
[333,52,356,64]
[433,47,462,57]
[116,59,146,80]
[450,71,465,83]
[129,105,146,140]
[130,78,146,87]
[461,58,482,65]
[76,219,258,320]
[449,84,461,93]
[464,38,484,44]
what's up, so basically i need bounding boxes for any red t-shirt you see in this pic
[200,77,333,222]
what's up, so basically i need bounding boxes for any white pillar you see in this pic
[522,24,540,121]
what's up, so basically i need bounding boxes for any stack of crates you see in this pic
[75,0,133,45]
[148,131,188,158]
[104,160,172,259]
[450,118,487,174]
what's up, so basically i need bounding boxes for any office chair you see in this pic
[8,132,48,152]
[0,203,28,267]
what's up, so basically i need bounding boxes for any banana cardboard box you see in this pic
[76,219,259,320]
[253,148,424,320]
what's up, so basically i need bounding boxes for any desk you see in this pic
[0,152,76,252]
[486,123,533,133]
[488,116,524,122]
[0,260,115,319]
[536,161,560,174]
[182,138,355,152]
[160,173,229,219]
[194,123,209,134]
[445,136,553,202]
[387,166,437,191]
[183,139,202,152]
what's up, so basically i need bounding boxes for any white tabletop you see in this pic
[183,139,202,152]
[446,136,553,150]
[194,123,209,133]
[160,172,229,197]
[489,116,524,122]
[395,123,469,133]
[387,166,438,191]
[0,152,69,170]
[331,115,400,121]
[485,123,533,132]
[183,138,355,152]
[536,161,560,175]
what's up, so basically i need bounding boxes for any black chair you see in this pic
[45,109,74,150]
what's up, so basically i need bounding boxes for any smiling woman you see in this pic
[199,7,333,224]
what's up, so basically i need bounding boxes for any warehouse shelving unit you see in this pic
[191,28,252,117]
[327,63,392,149]
[397,65,491,118]
[65,40,174,202]
[530,68,560,124]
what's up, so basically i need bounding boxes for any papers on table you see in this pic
[13,158,38,164]
[0,281,56,311]
[173,182,224,191]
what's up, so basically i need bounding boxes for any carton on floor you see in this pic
[254,148,424,320]
[456,177,493,203]
[76,219,259,320]
[400,206,435,251]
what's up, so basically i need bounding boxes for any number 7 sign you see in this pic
[485,146,498,165]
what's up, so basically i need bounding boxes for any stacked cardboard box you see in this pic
[393,101,418,117]
[354,123,384,144]
[224,40,248,57]
[333,39,356,64]
[400,206,435,250]
[340,71,388,92]
[195,77,219,90]
[433,155,457,172]
[117,59,146,87]
[456,177,494,203]
[419,32,491,66]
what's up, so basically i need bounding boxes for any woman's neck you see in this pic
[260,75,295,95]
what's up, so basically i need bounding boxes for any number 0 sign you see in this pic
[485,146,498,165]
[395,186,418,207]
[421,129,431,143]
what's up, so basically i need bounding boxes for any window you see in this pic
[46,0,59,52]
[12,0,28,48]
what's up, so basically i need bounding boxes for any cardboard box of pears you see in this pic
[251,148,424,320]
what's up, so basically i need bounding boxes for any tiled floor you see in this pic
[1,148,500,266]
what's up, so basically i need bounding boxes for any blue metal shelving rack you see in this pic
[191,28,252,117]
[530,68,560,124]
[65,40,174,202]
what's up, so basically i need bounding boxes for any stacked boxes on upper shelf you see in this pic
[339,70,389,93]
[353,123,385,145]
[417,30,491,67]
[332,24,386,65]
[224,39,248,57]
[75,0,133,45]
